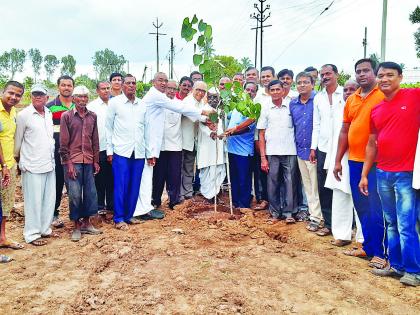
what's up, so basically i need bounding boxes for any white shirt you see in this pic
[284,89,299,104]
[87,97,109,151]
[14,105,55,173]
[254,88,272,110]
[311,86,344,153]
[143,87,203,158]
[181,94,204,151]
[161,98,182,151]
[105,93,146,158]
[413,130,420,189]
[256,101,296,156]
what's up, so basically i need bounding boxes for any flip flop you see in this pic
[115,222,129,230]
[285,217,296,224]
[343,248,367,257]
[0,241,24,250]
[30,239,48,246]
[368,256,387,269]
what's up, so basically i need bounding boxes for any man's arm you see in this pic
[105,102,116,163]
[259,129,269,173]
[309,98,320,163]
[224,118,255,136]
[333,122,350,181]
[358,133,377,196]
[59,113,76,180]
[92,115,100,175]
[156,93,213,121]
[14,112,25,161]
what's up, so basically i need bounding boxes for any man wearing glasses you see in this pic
[176,77,193,101]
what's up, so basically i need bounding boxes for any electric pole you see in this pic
[362,27,367,58]
[380,0,387,61]
[170,37,174,79]
[149,17,167,73]
[250,0,271,70]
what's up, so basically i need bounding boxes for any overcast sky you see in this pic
[2,0,419,81]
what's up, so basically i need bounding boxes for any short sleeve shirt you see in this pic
[370,88,420,172]
[0,100,17,168]
[343,86,384,162]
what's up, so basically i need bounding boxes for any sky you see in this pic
[2,0,419,82]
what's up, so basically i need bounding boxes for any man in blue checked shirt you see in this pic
[290,72,323,231]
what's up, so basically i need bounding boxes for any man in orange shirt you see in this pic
[334,58,386,268]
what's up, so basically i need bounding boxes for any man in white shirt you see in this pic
[106,74,147,230]
[14,84,55,245]
[152,80,183,209]
[310,64,343,236]
[277,69,299,103]
[134,73,213,220]
[87,81,113,215]
[180,81,209,201]
[258,80,298,222]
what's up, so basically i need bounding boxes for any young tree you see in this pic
[240,57,253,71]
[61,55,76,76]
[92,49,126,80]
[203,55,242,84]
[409,6,420,58]
[0,52,10,78]
[28,48,42,82]
[44,54,60,81]
[9,48,26,79]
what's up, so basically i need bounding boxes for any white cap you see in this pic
[72,85,90,96]
[31,84,47,95]
[208,87,219,94]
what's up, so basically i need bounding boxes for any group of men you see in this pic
[0,58,418,287]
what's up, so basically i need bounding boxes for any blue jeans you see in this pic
[349,161,386,258]
[229,153,252,208]
[376,169,420,274]
[64,163,98,221]
[112,154,145,224]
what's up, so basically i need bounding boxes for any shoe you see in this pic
[169,202,180,210]
[400,273,420,286]
[371,266,404,278]
[80,225,103,235]
[330,239,352,247]
[51,216,64,228]
[71,229,82,242]
[139,209,165,220]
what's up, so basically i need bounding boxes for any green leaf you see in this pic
[205,25,212,39]
[209,112,218,123]
[193,54,203,66]
[198,61,208,73]
[220,89,230,99]
[198,19,207,32]
[191,15,198,24]
[182,17,190,25]
[224,82,233,91]
[197,35,205,47]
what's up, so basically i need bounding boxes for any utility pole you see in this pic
[127,60,130,74]
[362,27,367,58]
[149,17,167,73]
[381,0,387,61]
[250,0,271,70]
[170,37,174,79]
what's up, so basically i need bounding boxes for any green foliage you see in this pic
[337,70,351,86]
[93,49,126,80]
[401,82,420,88]
[74,74,96,90]
[181,15,261,119]
[61,55,76,77]
[239,57,253,71]
[0,49,26,79]
[44,55,59,81]
[369,53,380,66]
[409,6,420,23]
[28,48,42,82]
[136,82,152,98]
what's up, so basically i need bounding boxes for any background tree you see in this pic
[0,52,10,78]
[239,57,253,71]
[74,74,96,91]
[61,55,76,76]
[92,49,126,80]
[202,55,242,84]
[369,53,380,66]
[9,48,26,79]
[337,70,351,86]
[409,6,420,58]
[28,48,42,82]
[44,55,59,81]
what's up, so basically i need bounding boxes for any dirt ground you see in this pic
[0,184,419,315]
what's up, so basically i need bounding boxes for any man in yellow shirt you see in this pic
[0,81,24,250]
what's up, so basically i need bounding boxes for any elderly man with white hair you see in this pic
[60,85,102,241]
[197,87,226,202]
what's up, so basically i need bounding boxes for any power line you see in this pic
[271,1,335,64]
[250,0,272,70]
[149,17,167,73]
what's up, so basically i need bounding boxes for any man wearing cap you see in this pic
[15,85,56,245]
[47,75,74,228]
[60,85,102,241]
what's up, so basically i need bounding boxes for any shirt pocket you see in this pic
[166,112,179,125]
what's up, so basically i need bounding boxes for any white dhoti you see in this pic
[199,164,226,199]
[22,170,56,243]
[133,164,154,216]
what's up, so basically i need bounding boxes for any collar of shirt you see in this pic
[292,91,316,105]
[29,104,50,116]
[72,107,95,118]
[0,100,16,116]
[269,101,287,109]
[319,85,343,97]
[121,92,140,105]
[353,85,380,100]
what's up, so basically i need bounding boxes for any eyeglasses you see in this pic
[166,87,178,91]
[32,92,46,97]
[124,82,137,85]
[296,81,312,86]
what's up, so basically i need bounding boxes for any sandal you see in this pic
[330,239,352,247]
[0,240,24,250]
[316,227,331,236]
[115,222,129,230]
[0,254,13,263]
[306,222,319,232]
[368,256,387,269]
[51,217,64,228]
[285,217,296,224]
[343,248,367,257]
[30,239,48,246]
[42,232,60,238]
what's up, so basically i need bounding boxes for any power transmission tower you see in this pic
[149,17,167,73]
[250,0,271,70]
[362,27,367,58]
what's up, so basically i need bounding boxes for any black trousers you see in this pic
[95,150,114,211]
[53,133,64,217]
[253,153,268,202]
[152,151,182,207]
[316,149,333,228]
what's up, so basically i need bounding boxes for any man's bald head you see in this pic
[343,79,359,101]
[153,72,169,93]
[192,81,207,102]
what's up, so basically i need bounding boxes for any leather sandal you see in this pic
[343,248,367,257]
[330,239,352,247]
[315,227,331,236]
